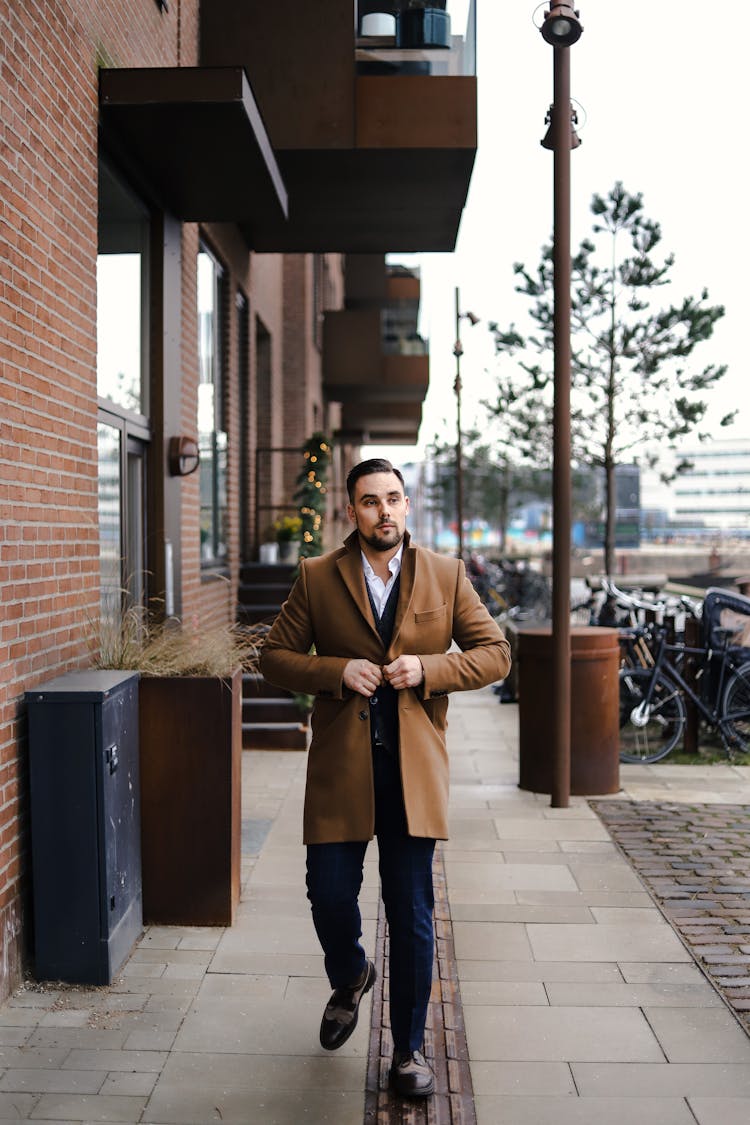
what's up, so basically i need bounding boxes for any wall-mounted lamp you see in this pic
[168,436,200,477]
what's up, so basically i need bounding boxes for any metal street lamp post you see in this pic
[539,2,583,809]
[453,287,479,560]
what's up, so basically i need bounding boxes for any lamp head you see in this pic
[464,311,480,327]
[540,2,583,47]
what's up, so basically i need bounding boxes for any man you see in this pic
[260,458,511,1098]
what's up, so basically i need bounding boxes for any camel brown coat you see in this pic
[260,531,511,843]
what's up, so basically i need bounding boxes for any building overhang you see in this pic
[334,427,421,447]
[244,76,476,252]
[245,147,475,252]
[340,400,422,440]
[325,354,429,405]
[99,67,288,233]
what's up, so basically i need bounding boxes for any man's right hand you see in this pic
[343,659,383,698]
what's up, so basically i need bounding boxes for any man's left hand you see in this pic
[383,655,424,691]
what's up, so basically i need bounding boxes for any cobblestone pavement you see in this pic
[592,801,750,1035]
[364,847,476,1125]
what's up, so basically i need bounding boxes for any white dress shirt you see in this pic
[361,544,403,618]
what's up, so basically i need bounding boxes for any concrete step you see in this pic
[242,672,293,699]
[237,582,292,606]
[242,722,308,751]
[243,698,303,723]
[237,604,281,626]
[240,562,298,585]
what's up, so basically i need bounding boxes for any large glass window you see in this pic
[97,422,122,625]
[97,163,149,415]
[97,159,151,625]
[197,246,228,567]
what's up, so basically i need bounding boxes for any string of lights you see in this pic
[295,433,332,558]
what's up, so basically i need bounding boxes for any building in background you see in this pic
[640,439,750,539]
[0,0,477,1000]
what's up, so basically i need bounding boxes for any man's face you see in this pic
[347,471,409,553]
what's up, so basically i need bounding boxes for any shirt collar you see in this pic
[361,542,404,582]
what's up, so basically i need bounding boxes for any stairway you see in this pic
[238,561,308,750]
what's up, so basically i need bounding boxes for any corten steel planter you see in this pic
[138,669,241,925]
[517,626,620,796]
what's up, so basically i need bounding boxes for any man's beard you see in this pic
[358,523,404,552]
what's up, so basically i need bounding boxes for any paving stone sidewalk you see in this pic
[1,691,750,1123]
[592,801,750,1035]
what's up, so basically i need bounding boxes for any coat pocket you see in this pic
[415,604,447,623]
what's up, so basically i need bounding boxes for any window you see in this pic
[197,246,228,567]
[236,291,250,560]
[97,163,149,415]
[97,160,150,625]
[97,422,122,623]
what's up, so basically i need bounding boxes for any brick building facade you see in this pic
[0,0,475,999]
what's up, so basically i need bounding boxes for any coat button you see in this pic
[359,710,368,721]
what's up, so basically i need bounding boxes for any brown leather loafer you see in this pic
[389,1049,435,1098]
[319,959,376,1051]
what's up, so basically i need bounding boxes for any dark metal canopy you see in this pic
[244,147,475,252]
[99,67,288,234]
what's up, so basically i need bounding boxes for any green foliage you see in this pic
[487,182,731,572]
[293,433,332,559]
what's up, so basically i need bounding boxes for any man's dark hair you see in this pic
[346,458,405,502]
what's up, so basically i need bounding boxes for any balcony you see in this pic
[340,400,423,446]
[324,258,428,445]
[200,1,477,252]
[324,309,429,404]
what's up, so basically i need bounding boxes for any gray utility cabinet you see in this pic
[25,670,142,984]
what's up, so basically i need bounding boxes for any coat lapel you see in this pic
[336,531,382,644]
[389,534,416,657]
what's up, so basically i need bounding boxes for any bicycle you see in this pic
[470,557,552,622]
[619,623,750,763]
[607,582,703,674]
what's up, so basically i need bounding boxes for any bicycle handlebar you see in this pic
[601,578,702,621]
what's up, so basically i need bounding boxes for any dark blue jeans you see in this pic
[306,747,436,1054]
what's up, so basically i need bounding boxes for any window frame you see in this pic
[197,242,229,572]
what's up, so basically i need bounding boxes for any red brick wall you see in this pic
[0,0,197,1001]
[0,0,346,1003]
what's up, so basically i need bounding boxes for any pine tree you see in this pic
[488,182,732,575]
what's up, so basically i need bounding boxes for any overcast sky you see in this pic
[364,1,746,464]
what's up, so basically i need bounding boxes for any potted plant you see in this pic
[274,514,302,562]
[395,0,451,49]
[93,611,265,927]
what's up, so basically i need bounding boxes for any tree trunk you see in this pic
[604,458,617,576]
[498,463,510,555]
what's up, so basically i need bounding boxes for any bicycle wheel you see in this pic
[619,667,686,764]
[721,660,750,752]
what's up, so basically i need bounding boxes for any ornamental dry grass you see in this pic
[91,606,266,680]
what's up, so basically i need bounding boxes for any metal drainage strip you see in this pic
[364,843,477,1124]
